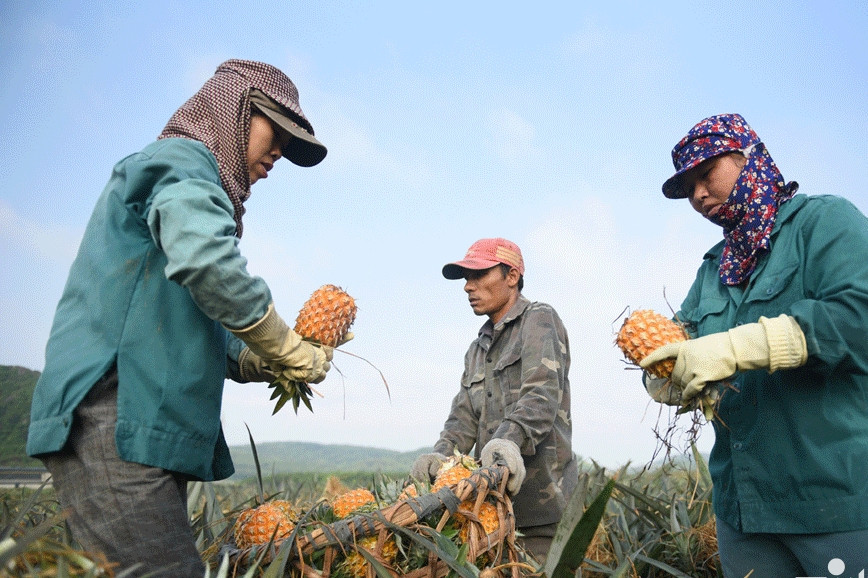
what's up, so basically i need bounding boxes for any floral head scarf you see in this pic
[663,113,798,285]
[158,59,323,237]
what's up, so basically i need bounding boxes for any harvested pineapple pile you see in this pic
[270,284,358,414]
[224,455,519,578]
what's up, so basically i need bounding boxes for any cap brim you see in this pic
[249,90,327,167]
[255,105,328,167]
[662,173,687,199]
[442,259,501,279]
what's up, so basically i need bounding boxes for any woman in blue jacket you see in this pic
[641,113,868,576]
[27,59,333,576]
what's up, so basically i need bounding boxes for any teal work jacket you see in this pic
[676,194,868,533]
[27,139,270,481]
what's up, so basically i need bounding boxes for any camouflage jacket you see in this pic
[434,295,578,527]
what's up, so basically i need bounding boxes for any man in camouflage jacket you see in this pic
[411,238,578,564]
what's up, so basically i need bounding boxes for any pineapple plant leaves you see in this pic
[371,516,479,578]
[543,476,616,578]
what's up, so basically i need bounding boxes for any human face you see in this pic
[247,113,290,184]
[682,152,747,219]
[462,266,520,324]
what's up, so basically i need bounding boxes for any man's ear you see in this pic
[505,267,521,287]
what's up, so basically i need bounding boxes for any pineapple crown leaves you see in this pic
[268,283,391,415]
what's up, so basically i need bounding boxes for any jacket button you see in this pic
[487,391,492,397]
[732,442,743,451]
[488,428,495,434]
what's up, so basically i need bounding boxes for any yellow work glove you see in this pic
[640,314,807,404]
[227,303,330,385]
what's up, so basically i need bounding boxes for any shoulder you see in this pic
[521,300,567,331]
[785,193,865,221]
[124,138,220,182]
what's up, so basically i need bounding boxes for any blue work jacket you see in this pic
[677,194,868,533]
[27,138,271,481]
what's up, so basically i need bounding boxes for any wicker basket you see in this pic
[225,465,520,577]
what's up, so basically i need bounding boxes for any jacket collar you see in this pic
[702,193,806,262]
[478,294,531,338]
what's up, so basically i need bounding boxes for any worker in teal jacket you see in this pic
[27,59,334,576]
[641,114,868,576]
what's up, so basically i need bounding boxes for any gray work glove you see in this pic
[228,303,330,384]
[410,452,448,483]
[239,347,288,383]
[480,438,526,494]
[643,372,681,406]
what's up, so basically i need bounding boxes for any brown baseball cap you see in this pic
[249,88,327,167]
[442,238,525,280]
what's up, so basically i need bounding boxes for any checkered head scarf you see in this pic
[663,114,798,285]
[158,59,319,237]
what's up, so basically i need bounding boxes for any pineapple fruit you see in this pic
[455,500,499,543]
[233,502,296,549]
[616,309,719,420]
[294,284,358,348]
[432,452,478,492]
[332,488,377,518]
[269,284,358,414]
[339,535,399,578]
[615,309,687,379]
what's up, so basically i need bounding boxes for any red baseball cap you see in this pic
[442,238,525,280]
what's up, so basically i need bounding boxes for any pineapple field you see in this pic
[1,446,723,577]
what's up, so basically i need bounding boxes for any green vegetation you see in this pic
[0,366,41,468]
[2,364,721,576]
[1,453,721,577]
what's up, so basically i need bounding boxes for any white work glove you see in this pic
[480,438,526,495]
[640,314,807,404]
[238,347,280,383]
[228,303,330,384]
[410,452,448,483]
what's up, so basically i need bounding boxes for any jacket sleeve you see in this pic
[495,305,568,455]
[434,348,482,456]
[146,177,272,330]
[788,196,868,376]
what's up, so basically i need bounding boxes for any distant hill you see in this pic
[0,365,426,476]
[0,365,42,467]
[227,441,426,480]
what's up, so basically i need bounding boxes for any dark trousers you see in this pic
[41,369,206,577]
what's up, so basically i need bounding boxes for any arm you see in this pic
[146,174,328,384]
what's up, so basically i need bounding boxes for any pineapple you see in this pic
[270,284,358,413]
[339,535,398,578]
[432,453,478,492]
[270,499,298,522]
[616,309,720,420]
[615,309,687,379]
[455,500,499,542]
[294,284,358,347]
[398,483,419,500]
[233,502,295,549]
[332,488,377,518]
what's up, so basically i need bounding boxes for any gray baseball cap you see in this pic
[249,88,327,167]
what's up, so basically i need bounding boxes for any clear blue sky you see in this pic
[1,1,866,468]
